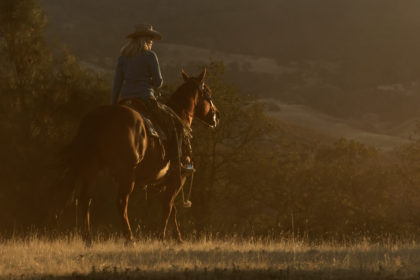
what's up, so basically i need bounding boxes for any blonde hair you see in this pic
[120,36,153,57]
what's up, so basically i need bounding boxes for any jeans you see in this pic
[138,97,182,184]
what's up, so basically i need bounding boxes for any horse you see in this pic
[59,68,219,245]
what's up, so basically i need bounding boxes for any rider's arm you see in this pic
[111,56,124,104]
[149,51,163,89]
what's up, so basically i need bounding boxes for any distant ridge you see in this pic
[261,99,413,150]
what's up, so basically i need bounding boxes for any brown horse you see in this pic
[61,68,219,245]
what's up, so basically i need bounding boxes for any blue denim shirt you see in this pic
[111,50,163,104]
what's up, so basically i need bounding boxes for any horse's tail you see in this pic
[50,162,78,217]
[52,110,101,216]
[44,152,80,228]
[56,140,83,207]
[55,105,144,209]
[50,142,82,219]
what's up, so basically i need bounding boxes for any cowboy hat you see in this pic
[126,24,162,40]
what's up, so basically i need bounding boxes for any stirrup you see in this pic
[181,163,195,175]
[183,200,192,208]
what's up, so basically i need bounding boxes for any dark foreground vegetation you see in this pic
[1,0,420,243]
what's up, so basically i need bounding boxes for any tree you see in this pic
[0,0,108,233]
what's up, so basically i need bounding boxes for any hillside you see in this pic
[262,99,414,150]
[39,0,420,149]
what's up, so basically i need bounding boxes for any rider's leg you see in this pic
[144,97,183,186]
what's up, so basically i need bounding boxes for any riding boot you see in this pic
[173,122,195,175]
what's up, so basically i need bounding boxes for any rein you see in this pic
[162,104,193,138]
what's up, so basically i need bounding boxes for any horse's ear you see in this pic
[198,67,207,83]
[181,69,189,81]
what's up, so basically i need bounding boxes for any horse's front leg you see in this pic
[160,192,175,241]
[160,182,185,243]
[171,204,183,243]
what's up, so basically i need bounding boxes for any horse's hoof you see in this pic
[160,237,169,246]
[124,239,136,247]
[160,234,167,242]
[84,239,93,248]
[176,238,184,244]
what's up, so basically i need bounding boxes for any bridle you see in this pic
[191,80,218,128]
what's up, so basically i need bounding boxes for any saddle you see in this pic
[119,98,166,140]
[119,98,193,168]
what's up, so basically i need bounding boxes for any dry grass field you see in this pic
[1,236,420,280]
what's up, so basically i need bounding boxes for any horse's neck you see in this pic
[166,83,196,127]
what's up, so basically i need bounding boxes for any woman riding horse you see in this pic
[59,25,220,245]
[111,24,188,188]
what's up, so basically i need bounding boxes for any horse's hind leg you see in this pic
[79,165,98,246]
[80,192,93,246]
[116,170,136,244]
[159,181,185,242]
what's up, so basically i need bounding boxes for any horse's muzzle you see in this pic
[213,111,220,127]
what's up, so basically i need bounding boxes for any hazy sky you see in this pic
[42,0,420,86]
[43,0,420,59]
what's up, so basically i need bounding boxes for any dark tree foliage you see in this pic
[0,0,108,234]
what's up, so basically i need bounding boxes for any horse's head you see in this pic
[179,68,220,128]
